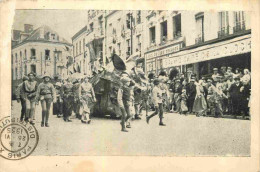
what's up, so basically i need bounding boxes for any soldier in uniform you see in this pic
[22,72,38,124]
[117,72,134,132]
[146,79,166,126]
[16,76,29,121]
[61,77,74,122]
[229,77,243,118]
[36,74,56,127]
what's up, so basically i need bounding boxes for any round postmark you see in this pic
[0,116,39,160]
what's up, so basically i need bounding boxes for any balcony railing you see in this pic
[218,26,230,38]
[195,36,204,44]
[173,31,182,40]
[30,56,36,60]
[233,21,246,33]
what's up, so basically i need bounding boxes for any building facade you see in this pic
[104,10,147,68]
[11,25,72,81]
[72,10,106,77]
[144,11,251,79]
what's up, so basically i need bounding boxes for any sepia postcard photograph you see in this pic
[0,0,259,172]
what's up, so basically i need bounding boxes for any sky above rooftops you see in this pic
[12,9,89,43]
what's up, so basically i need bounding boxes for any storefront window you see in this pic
[173,14,182,39]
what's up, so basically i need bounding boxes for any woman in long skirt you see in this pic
[79,76,96,124]
[193,80,207,117]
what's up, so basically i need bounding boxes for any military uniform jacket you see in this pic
[22,80,38,100]
[61,83,74,98]
[36,82,56,101]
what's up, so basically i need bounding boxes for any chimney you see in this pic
[24,24,33,33]
[12,30,21,41]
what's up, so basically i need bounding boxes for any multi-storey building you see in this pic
[72,10,106,77]
[11,24,72,81]
[144,11,251,78]
[104,10,147,68]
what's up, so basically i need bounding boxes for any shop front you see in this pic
[162,34,251,79]
[145,41,184,76]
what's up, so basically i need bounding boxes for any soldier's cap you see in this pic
[153,79,160,85]
[28,72,36,77]
[221,66,226,69]
[42,73,52,79]
[190,78,195,82]
[227,67,232,70]
[22,76,29,81]
[213,68,218,71]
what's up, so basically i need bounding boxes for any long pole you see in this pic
[130,12,133,55]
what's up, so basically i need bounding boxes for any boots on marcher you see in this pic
[120,121,128,132]
[159,118,166,126]
[45,110,50,127]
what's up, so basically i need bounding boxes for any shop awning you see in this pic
[162,34,251,68]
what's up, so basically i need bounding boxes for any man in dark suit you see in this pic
[186,78,196,114]
[229,77,242,118]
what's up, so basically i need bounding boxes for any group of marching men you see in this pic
[15,65,251,132]
[15,72,96,127]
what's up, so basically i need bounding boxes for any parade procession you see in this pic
[11,10,251,136]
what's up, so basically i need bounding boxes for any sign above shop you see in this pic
[162,37,251,68]
[145,42,183,60]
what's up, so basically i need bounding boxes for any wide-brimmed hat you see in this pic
[28,72,36,77]
[42,73,51,79]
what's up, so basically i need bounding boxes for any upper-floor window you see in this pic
[24,65,27,75]
[161,21,168,43]
[45,50,50,60]
[233,11,246,33]
[136,35,141,52]
[83,38,85,52]
[150,26,156,45]
[31,48,36,59]
[15,67,18,79]
[76,43,78,56]
[117,43,121,55]
[73,45,75,57]
[24,49,27,60]
[89,23,94,32]
[218,12,229,37]
[126,13,131,29]
[195,12,204,44]
[20,51,22,62]
[79,41,82,54]
[15,53,18,63]
[173,14,182,39]
[31,64,36,74]
[11,54,13,64]
[126,39,131,57]
[137,10,141,24]
[56,51,62,61]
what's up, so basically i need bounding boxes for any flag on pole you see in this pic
[86,42,96,62]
